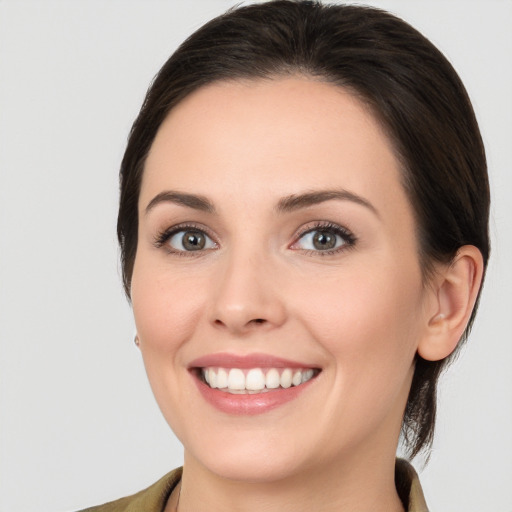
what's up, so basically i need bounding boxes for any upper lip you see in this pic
[188,352,320,370]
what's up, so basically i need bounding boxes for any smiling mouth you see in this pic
[199,367,320,394]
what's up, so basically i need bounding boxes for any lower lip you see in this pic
[193,373,316,415]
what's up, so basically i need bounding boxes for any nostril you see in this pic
[212,316,271,332]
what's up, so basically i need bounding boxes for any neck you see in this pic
[175,447,405,512]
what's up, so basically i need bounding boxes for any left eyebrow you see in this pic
[275,189,380,217]
[144,191,216,215]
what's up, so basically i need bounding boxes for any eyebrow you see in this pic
[275,189,379,217]
[145,191,216,215]
[144,188,379,218]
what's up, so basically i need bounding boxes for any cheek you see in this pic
[291,261,424,380]
[131,257,206,352]
[130,256,208,439]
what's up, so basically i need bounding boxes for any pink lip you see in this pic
[188,352,320,416]
[193,377,316,415]
[188,352,316,370]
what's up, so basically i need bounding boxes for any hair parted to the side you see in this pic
[117,0,490,459]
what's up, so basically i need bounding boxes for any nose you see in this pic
[209,249,287,336]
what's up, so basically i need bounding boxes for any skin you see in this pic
[131,77,480,511]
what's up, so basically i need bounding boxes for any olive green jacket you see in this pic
[79,459,428,511]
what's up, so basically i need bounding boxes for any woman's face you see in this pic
[132,78,433,482]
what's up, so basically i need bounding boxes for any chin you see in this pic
[203,457,305,484]
[185,436,313,484]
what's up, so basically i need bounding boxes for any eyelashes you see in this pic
[153,223,217,255]
[153,221,357,256]
[291,221,356,255]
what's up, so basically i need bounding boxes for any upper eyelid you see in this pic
[153,222,218,247]
[294,221,354,238]
[162,222,215,236]
[290,221,357,250]
[153,220,355,248]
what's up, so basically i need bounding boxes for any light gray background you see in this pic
[0,1,510,511]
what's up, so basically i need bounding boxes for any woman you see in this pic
[82,1,488,510]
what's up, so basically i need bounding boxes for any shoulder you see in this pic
[395,459,429,512]
[76,468,182,512]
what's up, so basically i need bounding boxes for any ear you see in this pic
[418,245,484,361]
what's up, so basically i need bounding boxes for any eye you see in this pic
[169,229,216,251]
[156,227,217,253]
[291,223,355,253]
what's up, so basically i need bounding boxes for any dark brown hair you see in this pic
[117,0,490,458]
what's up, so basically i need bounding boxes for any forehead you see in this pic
[141,77,408,216]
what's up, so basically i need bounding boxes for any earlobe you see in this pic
[418,245,484,361]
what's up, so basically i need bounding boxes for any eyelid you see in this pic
[153,222,218,252]
[153,220,355,256]
[290,221,357,254]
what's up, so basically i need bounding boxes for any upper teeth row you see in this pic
[202,367,315,391]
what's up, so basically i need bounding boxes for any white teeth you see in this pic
[202,366,317,393]
[208,368,217,388]
[265,368,280,389]
[302,369,314,383]
[217,368,228,389]
[280,368,292,388]
[246,368,265,391]
[228,368,245,390]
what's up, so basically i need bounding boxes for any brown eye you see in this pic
[168,229,215,252]
[182,231,205,250]
[312,231,337,250]
[292,224,354,253]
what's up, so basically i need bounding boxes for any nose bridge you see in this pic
[210,241,286,333]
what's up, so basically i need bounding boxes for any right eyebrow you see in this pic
[144,191,216,215]
[275,188,380,218]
